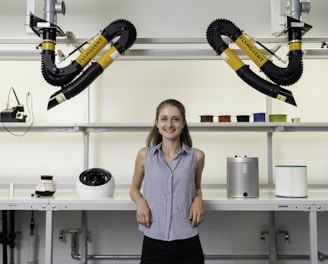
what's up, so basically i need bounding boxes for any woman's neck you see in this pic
[161,139,182,158]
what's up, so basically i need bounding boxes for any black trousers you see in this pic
[140,235,204,264]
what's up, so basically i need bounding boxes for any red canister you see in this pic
[218,115,231,122]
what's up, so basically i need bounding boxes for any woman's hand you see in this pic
[136,198,153,228]
[188,196,204,227]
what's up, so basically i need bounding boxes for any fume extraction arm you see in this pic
[29,0,137,110]
[206,0,312,106]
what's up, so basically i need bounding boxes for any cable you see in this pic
[5,87,14,109]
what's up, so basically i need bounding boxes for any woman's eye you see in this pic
[159,117,180,122]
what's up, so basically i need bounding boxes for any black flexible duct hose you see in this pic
[260,17,306,86]
[206,17,311,106]
[47,62,104,109]
[40,28,83,86]
[39,19,137,109]
[41,60,80,86]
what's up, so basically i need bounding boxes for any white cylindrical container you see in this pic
[76,168,115,198]
[275,165,307,198]
[9,182,14,198]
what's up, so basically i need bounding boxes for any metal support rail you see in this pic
[1,37,328,61]
[70,253,315,261]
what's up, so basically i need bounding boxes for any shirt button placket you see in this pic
[165,170,173,240]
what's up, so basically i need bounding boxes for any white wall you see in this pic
[1,1,328,263]
[1,58,328,186]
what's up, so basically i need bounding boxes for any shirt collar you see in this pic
[151,142,190,155]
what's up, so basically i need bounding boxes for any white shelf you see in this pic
[0,123,80,132]
[2,122,328,133]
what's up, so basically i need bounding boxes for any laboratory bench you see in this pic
[0,186,328,264]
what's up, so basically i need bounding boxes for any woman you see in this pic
[130,99,205,264]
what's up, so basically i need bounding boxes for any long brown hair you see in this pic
[146,99,193,147]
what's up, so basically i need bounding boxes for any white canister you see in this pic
[275,165,307,198]
[76,168,115,198]
[35,175,56,196]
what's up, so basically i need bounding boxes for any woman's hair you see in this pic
[146,99,193,147]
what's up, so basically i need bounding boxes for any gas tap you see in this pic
[277,229,290,244]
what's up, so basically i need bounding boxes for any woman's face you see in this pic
[155,104,185,140]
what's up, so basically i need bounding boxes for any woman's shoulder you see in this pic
[195,148,205,156]
[137,146,148,157]
[194,148,205,171]
[195,148,205,161]
[183,144,204,160]
[135,147,148,166]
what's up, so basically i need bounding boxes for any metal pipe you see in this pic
[268,212,277,264]
[65,229,328,262]
[8,211,15,264]
[289,0,311,20]
[69,252,327,261]
[43,0,65,24]
[67,241,328,261]
[80,211,88,264]
[2,210,8,264]
[59,228,81,243]
[290,0,302,20]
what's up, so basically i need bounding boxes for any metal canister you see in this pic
[227,156,259,198]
